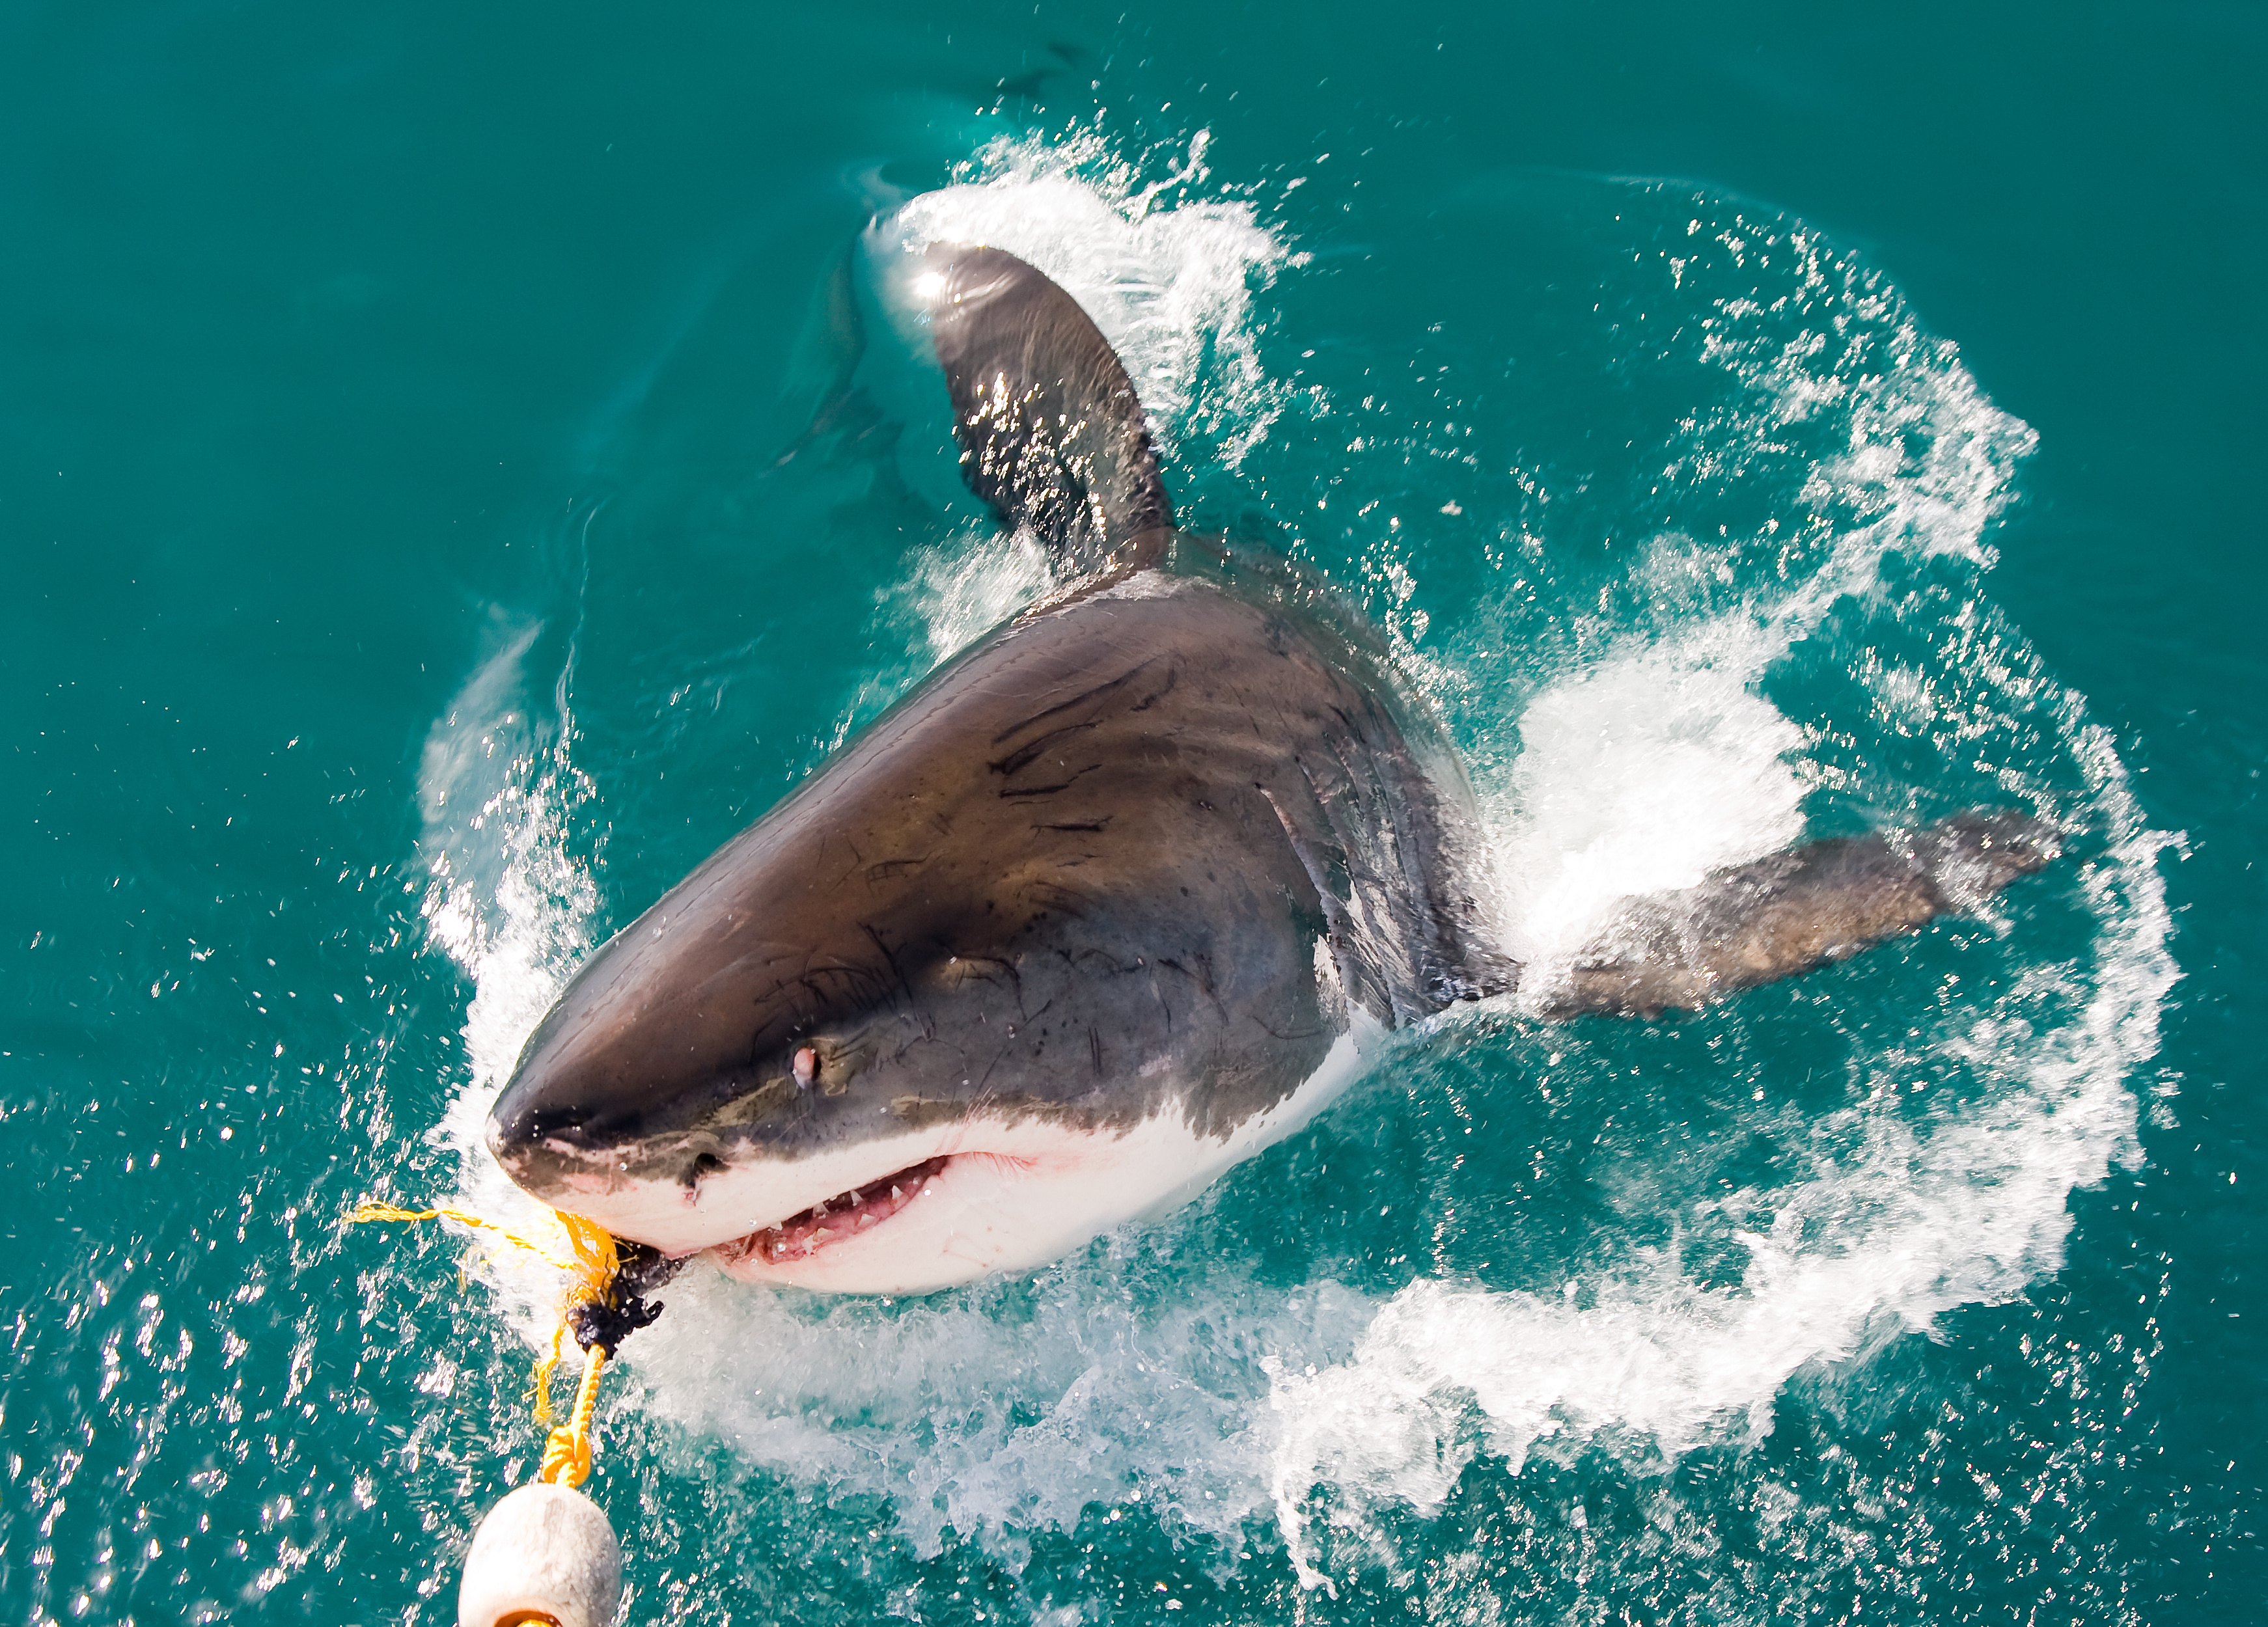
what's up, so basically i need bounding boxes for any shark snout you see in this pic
[484,1062,672,1198]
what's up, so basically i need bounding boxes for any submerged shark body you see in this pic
[488,245,2055,1294]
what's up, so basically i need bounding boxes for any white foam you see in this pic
[885,524,1056,670]
[419,620,605,1306]
[1489,617,1809,968]
[620,1253,1377,1557]
[417,623,594,1097]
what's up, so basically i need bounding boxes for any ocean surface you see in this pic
[4,3,2263,1622]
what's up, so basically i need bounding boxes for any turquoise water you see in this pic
[4,3,2263,1621]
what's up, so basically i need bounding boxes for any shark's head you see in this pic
[485,581,1381,1295]
[485,899,1261,1296]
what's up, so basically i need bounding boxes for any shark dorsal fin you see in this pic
[923,244,1173,572]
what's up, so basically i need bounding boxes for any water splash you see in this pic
[402,154,2175,1604]
[1489,611,1812,970]
[419,619,605,1283]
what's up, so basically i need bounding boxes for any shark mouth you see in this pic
[713,1155,950,1266]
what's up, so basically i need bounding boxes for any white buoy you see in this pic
[458,1481,624,1627]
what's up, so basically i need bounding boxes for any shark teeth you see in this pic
[718,1156,950,1266]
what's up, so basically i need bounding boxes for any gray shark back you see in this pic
[493,568,1510,1192]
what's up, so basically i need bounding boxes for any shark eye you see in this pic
[792,1046,818,1087]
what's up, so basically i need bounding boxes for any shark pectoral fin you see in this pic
[1541,811,2064,1020]
[920,243,1173,571]
[772,247,877,467]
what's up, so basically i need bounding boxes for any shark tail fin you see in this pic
[921,244,1173,573]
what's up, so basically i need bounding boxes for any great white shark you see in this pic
[487,243,2057,1297]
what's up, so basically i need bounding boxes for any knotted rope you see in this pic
[538,1343,607,1488]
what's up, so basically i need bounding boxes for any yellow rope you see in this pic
[352,1198,620,1486]
[540,1345,607,1488]
[529,1321,568,1425]
[348,1201,574,1268]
